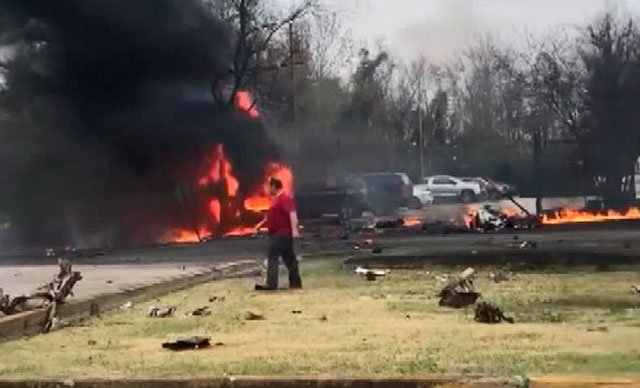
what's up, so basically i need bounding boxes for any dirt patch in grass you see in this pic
[0,259,639,379]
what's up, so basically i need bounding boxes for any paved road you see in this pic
[2,226,640,301]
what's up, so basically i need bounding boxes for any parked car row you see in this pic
[295,172,518,219]
[416,175,519,203]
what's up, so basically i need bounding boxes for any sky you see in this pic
[292,0,640,63]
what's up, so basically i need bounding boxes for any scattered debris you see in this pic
[106,280,113,284]
[291,310,302,314]
[190,306,211,316]
[0,259,83,333]
[631,285,640,295]
[371,247,383,254]
[435,274,450,282]
[508,240,537,249]
[244,311,266,321]
[474,302,514,324]
[87,339,97,346]
[587,326,609,332]
[488,270,510,283]
[208,296,226,303]
[148,306,176,318]
[319,314,328,322]
[438,268,481,308]
[162,336,211,351]
[120,301,133,310]
[355,266,389,281]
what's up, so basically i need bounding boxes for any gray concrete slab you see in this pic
[0,263,214,301]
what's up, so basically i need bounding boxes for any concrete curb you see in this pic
[0,260,260,341]
[0,376,637,388]
[0,377,505,388]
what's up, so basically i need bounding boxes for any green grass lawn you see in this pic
[1,257,639,379]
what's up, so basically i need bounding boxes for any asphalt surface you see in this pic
[3,221,640,300]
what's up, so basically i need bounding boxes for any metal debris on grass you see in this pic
[162,336,211,351]
[148,306,176,318]
[355,266,390,281]
[437,267,481,308]
[244,311,266,321]
[190,306,211,316]
[474,302,515,324]
[0,259,83,333]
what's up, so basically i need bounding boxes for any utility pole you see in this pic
[289,21,299,155]
[418,80,425,179]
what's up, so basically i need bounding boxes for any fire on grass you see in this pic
[159,91,293,243]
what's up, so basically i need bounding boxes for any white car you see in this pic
[412,185,434,205]
[416,175,483,203]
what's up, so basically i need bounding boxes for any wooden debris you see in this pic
[438,267,480,308]
[474,302,514,324]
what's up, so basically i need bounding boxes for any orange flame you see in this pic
[244,162,294,213]
[542,207,640,225]
[160,90,295,243]
[160,227,210,244]
[402,216,422,227]
[235,91,259,118]
[209,199,221,222]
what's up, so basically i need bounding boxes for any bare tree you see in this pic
[301,8,352,79]
[581,14,640,205]
[206,0,316,109]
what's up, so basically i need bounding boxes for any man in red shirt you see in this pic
[255,177,302,290]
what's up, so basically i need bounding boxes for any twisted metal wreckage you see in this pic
[0,259,82,332]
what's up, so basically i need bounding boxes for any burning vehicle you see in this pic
[0,0,297,247]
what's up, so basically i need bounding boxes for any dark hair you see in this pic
[269,177,283,190]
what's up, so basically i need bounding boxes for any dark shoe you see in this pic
[289,284,303,290]
[254,284,276,291]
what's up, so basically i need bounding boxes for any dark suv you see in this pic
[347,172,421,214]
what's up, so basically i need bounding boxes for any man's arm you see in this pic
[289,211,300,238]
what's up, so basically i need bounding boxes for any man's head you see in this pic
[269,177,283,196]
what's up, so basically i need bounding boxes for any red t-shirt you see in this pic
[266,193,296,236]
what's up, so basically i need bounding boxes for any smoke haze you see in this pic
[0,0,281,247]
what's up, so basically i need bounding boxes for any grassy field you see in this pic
[1,257,640,379]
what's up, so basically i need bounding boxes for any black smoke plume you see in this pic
[0,0,280,247]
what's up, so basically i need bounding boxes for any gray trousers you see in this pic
[267,235,302,289]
